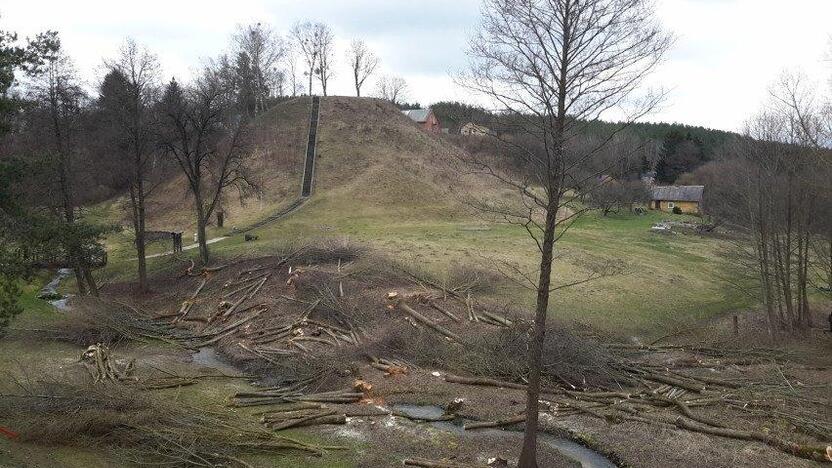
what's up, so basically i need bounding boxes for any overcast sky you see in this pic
[2,0,831,132]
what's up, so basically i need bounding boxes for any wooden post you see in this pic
[217,209,225,228]
[732,315,739,336]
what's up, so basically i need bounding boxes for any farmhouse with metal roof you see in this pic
[402,108,441,134]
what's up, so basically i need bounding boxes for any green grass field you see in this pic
[87,96,754,340]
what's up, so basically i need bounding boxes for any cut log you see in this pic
[395,301,463,342]
[652,395,724,428]
[444,374,527,391]
[392,410,454,422]
[428,302,461,322]
[674,417,831,463]
[403,458,485,468]
[267,410,345,431]
[643,373,705,393]
[464,414,526,430]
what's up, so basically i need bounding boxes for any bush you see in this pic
[672,206,683,214]
[0,275,23,338]
[365,322,627,390]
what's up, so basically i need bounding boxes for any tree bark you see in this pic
[197,215,209,265]
[518,201,559,468]
[130,184,148,292]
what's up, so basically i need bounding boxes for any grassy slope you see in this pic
[97,96,752,338]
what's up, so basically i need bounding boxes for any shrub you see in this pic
[672,206,683,214]
[0,275,23,338]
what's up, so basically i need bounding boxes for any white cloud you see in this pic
[2,0,830,131]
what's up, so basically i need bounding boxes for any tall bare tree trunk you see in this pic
[83,268,98,296]
[518,201,559,468]
[130,183,148,292]
[195,194,210,265]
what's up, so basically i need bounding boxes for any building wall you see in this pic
[652,200,700,214]
[422,112,441,133]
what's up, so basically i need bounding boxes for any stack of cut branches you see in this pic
[260,406,347,431]
[0,379,338,466]
[231,388,363,408]
[403,271,514,327]
[443,361,832,463]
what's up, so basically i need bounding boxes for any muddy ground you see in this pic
[3,245,830,467]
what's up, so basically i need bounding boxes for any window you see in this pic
[667,202,675,208]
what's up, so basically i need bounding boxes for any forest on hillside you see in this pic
[431,100,738,183]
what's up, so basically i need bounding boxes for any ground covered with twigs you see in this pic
[3,240,830,467]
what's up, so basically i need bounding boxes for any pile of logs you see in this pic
[260,406,347,431]
[386,283,514,346]
[441,369,832,463]
[231,388,363,408]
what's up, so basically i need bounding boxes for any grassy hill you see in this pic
[95,96,752,338]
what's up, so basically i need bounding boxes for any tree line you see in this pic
[0,18,410,333]
[433,100,738,184]
[688,74,832,336]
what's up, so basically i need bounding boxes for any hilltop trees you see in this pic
[290,21,333,96]
[99,39,161,292]
[461,0,672,465]
[376,74,408,105]
[315,24,335,96]
[347,39,379,97]
[231,23,286,115]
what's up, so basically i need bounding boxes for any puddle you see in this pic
[191,347,241,375]
[391,404,615,468]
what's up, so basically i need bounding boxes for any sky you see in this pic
[2,0,831,132]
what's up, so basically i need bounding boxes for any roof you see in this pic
[650,185,704,202]
[402,108,431,123]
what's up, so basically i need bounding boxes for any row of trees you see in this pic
[0,16,418,304]
[0,27,112,334]
[696,75,832,335]
[230,21,407,102]
[0,21,278,304]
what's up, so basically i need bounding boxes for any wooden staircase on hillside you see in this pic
[235,96,320,235]
[301,95,320,197]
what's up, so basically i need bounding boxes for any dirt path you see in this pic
[142,235,228,259]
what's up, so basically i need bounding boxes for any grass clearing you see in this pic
[88,96,754,339]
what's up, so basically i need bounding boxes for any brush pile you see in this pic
[0,379,336,466]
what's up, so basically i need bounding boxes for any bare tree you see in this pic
[158,69,256,264]
[283,39,304,96]
[708,74,832,335]
[315,24,335,96]
[231,23,285,114]
[375,74,408,105]
[100,38,161,292]
[590,179,650,216]
[347,39,379,97]
[290,21,332,96]
[460,1,672,465]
